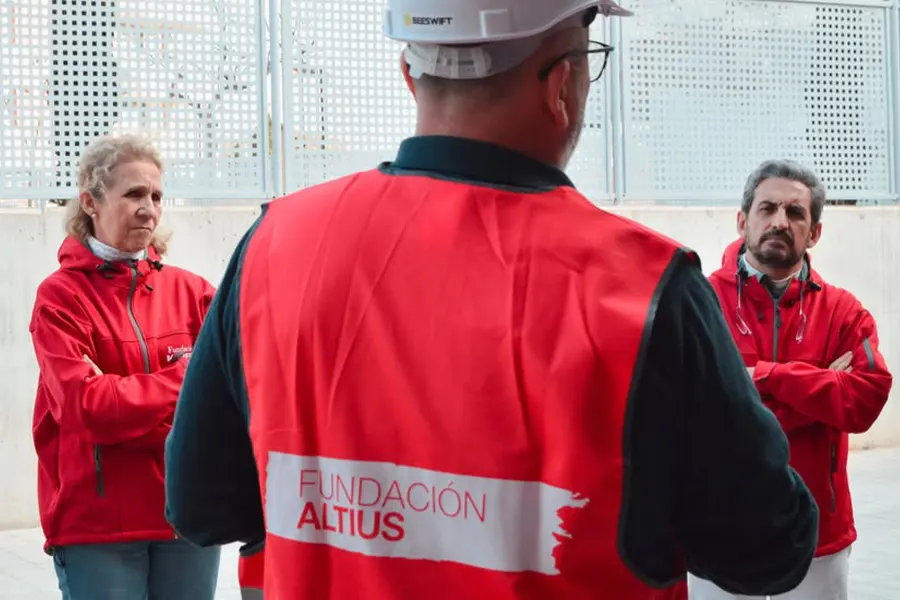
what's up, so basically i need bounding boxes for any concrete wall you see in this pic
[1,204,898,530]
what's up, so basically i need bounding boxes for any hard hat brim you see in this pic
[384,1,633,46]
[603,1,634,18]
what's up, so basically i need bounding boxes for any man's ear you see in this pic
[400,50,417,100]
[736,210,747,237]
[542,59,573,131]
[808,221,823,249]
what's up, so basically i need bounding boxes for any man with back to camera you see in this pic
[691,160,893,600]
[164,2,819,598]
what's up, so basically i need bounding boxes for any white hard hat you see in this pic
[383,0,632,80]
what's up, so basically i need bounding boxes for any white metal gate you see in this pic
[615,0,895,204]
[0,0,897,205]
[0,0,271,202]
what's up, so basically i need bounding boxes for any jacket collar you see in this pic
[381,135,575,192]
[87,236,148,262]
[58,236,164,285]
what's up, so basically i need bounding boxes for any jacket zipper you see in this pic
[127,263,152,374]
[129,261,172,535]
[94,263,152,498]
[772,298,781,362]
[830,444,838,511]
[773,293,837,512]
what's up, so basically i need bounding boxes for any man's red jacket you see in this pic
[709,238,892,556]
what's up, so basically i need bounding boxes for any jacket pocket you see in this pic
[94,446,105,497]
[829,443,837,512]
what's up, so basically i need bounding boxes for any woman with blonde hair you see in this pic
[29,132,221,599]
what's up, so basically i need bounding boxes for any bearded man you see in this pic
[694,159,893,600]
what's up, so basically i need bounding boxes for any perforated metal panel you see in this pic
[281,0,416,193]
[0,0,269,201]
[1,0,898,205]
[618,0,892,203]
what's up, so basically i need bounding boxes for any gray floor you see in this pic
[1,447,898,599]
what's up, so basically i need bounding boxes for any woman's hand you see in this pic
[83,354,103,376]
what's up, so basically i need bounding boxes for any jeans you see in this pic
[52,539,221,600]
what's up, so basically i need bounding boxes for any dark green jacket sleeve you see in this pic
[164,213,266,547]
[619,258,819,595]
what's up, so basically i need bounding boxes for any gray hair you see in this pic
[741,159,826,225]
[64,132,171,255]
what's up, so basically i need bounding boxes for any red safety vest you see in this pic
[240,168,691,599]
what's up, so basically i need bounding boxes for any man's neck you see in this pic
[415,114,563,170]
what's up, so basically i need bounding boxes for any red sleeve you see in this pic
[754,306,892,434]
[30,303,186,446]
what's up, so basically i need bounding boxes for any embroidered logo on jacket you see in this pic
[167,345,193,363]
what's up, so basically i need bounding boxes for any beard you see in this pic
[748,231,803,270]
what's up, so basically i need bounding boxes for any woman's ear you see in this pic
[79,191,98,218]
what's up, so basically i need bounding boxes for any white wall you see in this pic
[1,204,898,530]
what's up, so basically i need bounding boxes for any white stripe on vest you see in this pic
[265,452,589,575]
